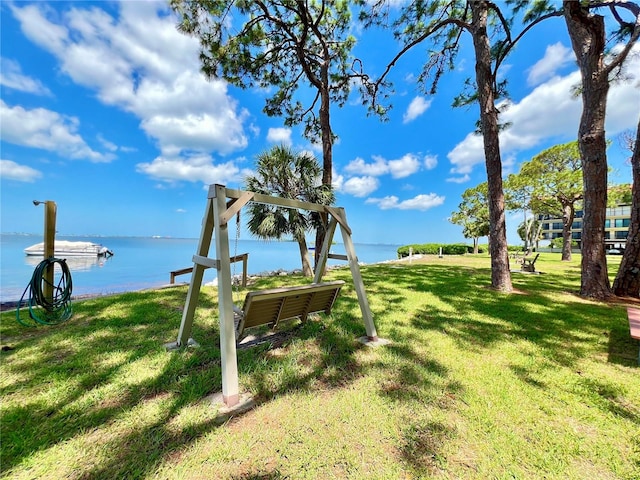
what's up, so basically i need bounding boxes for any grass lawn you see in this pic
[1,253,639,479]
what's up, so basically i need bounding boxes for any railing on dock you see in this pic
[170,253,249,287]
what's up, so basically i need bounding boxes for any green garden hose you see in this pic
[16,258,73,326]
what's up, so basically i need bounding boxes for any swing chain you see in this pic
[232,211,241,296]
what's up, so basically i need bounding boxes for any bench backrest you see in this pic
[237,281,345,336]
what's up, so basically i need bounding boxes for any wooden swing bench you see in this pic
[234,280,345,339]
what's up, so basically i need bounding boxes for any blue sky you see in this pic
[1,1,638,246]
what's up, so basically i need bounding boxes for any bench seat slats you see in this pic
[236,281,345,338]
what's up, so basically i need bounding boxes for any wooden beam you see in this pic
[326,206,352,235]
[176,197,215,347]
[223,186,329,213]
[313,217,338,284]
[170,253,249,286]
[192,255,219,269]
[220,191,254,226]
[336,207,377,341]
[213,184,240,407]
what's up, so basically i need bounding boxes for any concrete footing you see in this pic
[357,336,391,347]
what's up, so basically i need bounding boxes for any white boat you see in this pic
[24,240,114,257]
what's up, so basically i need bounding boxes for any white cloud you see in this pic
[447,132,486,175]
[527,42,574,87]
[344,156,389,176]
[447,45,640,176]
[176,208,187,213]
[332,171,344,192]
[388,153,420,178]
[424,154,438,170]
[0,100,113,162]
[97,134,118,152]
[446,174,470,184]
[266,127,293,146]
[342,176,379,197]
[402,96,432,124]
[136,153,244,186]
[344,153,424,179]
[366,193,445,211]
[0,58,52,96]
[10,1,249,179]
[0,159,43,182]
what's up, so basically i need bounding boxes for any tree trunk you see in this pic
[315,73,333,268]
[564,1,611,299]
[561,202,575,261]
[523,212,530,252]
[471,2,512,292]
[613,120,640,297]
[296,234,313,277]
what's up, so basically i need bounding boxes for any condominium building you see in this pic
[539,204,632,251]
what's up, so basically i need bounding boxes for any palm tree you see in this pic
[245,145,334,277]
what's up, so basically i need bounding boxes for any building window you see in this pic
[571,221,582,229]
[615,230,629,239]
[572,232,582,239]
[605,231,610,239]
[615,218,631,228]
[552,222,563,230]
[605,219,610,228]
[607,205,632,217]
[575,210,583,218]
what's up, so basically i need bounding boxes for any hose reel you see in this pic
[16,257,73,326]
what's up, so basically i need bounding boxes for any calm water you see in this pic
[0,234,400,303]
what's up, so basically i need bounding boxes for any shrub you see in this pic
[397,243,476,257]
[443,244,469,255]
[397,243,518,257]
[549,238,578,249]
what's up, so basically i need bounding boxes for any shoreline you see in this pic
[0,256,412,313]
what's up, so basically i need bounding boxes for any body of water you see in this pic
[0,234,401,303]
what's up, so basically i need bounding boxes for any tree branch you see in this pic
[367,17,469,107]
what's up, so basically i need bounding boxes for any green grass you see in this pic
[1,253,638,479]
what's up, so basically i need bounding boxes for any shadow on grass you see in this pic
[1,287,228,477]
[356,263,633,370]
[607,323,640,367]
[2,273,418,478]
[1,260,637,478]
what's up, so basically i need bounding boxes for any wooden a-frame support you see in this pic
[166,184,383,407]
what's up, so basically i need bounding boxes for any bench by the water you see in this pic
[627,307,640,364]
[170,253,248,286]
[234,280,345,339]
